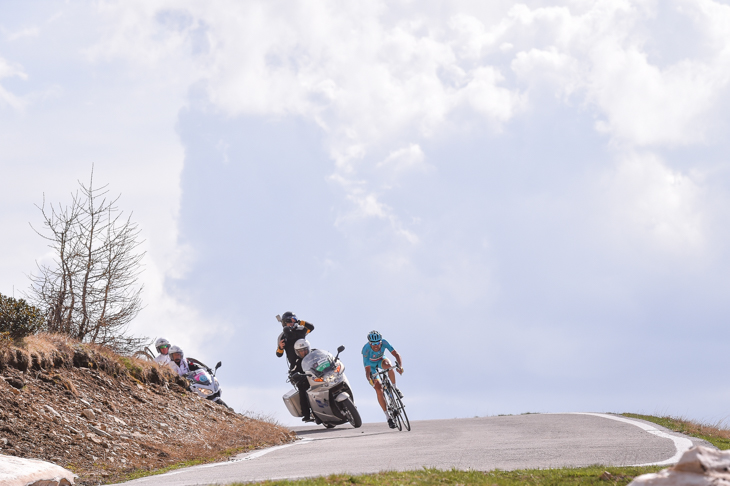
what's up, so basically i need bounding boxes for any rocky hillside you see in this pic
[0,334,294,485]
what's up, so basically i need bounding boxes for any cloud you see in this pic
[89,0,527,242]
[377,144,427,175]
[0,55,27,111]
[4,26,40,41]
[602,151,707,255]
[505,1,730,146]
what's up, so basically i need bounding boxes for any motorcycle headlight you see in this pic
[197,388,213,396]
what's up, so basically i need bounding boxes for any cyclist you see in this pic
[291,339,314,422]
[154,337,171,366]
[362,330,403,429]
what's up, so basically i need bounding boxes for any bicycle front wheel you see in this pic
[384,385,402,431]
[393,392,410,431]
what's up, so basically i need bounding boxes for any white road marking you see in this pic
[571,413,694,466]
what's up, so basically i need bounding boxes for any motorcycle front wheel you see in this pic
[339,398,362,428]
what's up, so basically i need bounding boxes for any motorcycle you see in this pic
[185,358,230,409]
[282,345,362,429]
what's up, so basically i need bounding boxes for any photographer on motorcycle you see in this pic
[362,330,403,429]
[291,339,314,422]
[276,311,314,364]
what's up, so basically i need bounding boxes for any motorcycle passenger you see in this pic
[154,337,171,366]
[291,339,314,423]
[362,330,404,429]
[168,345,190,376]
[276,311,314,366]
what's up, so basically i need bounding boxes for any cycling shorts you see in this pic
[368,359,385,378]
[369,358,395,386]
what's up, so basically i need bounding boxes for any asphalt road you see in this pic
[115,413,701,486]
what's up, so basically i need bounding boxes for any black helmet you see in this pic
[282,311,298,326]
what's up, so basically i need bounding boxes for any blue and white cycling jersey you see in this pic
[362,339,394,374]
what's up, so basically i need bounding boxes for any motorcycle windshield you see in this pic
[187,370,212,385]
[302,349,335,378]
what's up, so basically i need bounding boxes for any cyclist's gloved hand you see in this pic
[368,378,374,387]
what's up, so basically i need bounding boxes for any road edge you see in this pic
[570,413,693,466]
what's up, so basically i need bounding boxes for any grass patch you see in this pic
[109,437,287,484]
[116,443,262,483]
[121,457,213,482]
[622,413,730,451]
[225,466,665,486]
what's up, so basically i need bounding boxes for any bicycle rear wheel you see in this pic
[393,392,410,431]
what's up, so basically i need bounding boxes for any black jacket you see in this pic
[276,321,314,370]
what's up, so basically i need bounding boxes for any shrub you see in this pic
[0,293,45,340]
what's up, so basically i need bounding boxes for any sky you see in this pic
[1,0,729,427]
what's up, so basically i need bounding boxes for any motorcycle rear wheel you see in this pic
[339,398,362,428]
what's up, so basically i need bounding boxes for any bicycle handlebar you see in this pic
[374,364,401,378]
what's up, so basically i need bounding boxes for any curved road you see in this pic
[115,413,703,486]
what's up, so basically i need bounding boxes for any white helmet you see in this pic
[155,337,170,353]
[294,339,310,358]
[169,345,184,363]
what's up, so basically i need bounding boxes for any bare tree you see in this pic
[28,169,147,353]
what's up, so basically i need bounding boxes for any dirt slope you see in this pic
[0,334,294,485]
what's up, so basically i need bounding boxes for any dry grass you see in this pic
[20,332,70,355]
[113,408,294,484]
[623,413,730,450]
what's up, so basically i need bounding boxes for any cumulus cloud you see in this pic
[505,1,730,146]
[90,0,528,242]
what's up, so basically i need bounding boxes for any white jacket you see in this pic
[154,353,171,366]
[167,358,190,376]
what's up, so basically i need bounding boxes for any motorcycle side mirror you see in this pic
[215,361,222,370]
[335,345,345,361]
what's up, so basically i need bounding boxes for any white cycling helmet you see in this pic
[155,337,171,353]
[294,339,310,358]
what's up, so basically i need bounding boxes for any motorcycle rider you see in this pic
[154,337,171,366]
[168,345,190,376]
[362,330,404,429]
[291,339,314,422]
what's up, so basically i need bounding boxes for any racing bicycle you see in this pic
[375,366,410,431]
